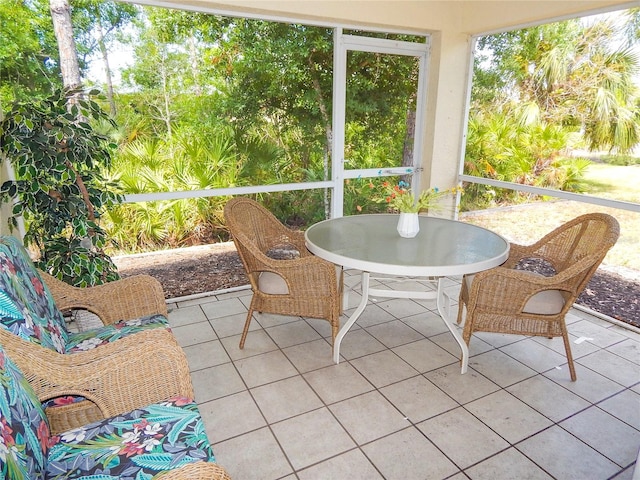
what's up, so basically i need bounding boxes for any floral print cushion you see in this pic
[45,397,216,479]
[0,236,68,353]
[65,313,169,353]
[0,348,50,479]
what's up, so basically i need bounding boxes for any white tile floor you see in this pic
[167,271,640,480]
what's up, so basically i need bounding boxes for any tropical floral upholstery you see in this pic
[0,346,51,479]
[0,235,170,410]
[0,235,169,354]
[65,313,169,352]
[0,236,69,353]
[46,397,216,479]
[0,346,221,480]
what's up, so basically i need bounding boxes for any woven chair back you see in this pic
[224,197,294,278]
[529,213,620,294]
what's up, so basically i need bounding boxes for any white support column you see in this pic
[330,27,346,218]
[419,30,473,218]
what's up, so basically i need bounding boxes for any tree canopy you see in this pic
[2,2,638,250]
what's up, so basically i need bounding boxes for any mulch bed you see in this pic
[114,242,640,329]
[577,271,639,327]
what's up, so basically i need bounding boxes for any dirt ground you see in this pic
[114,242,246,299]
[114,239,640,329]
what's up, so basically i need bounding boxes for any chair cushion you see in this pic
[0,236,69,353]
[465,272,565,315]
[258,264,342,295]
[65,313,169,353]
[522,289,565,315]
[0,347,50,479]
[45,396,217,479]
[258,271,289,294]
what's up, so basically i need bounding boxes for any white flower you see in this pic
[22,308,35,330]
[144,423,162,436]
[142,437,161,451]
[122,430,141,444]
[73,337,104,351]
[52,333,66,352]
[0,440,9,461]
[61,427,87,443]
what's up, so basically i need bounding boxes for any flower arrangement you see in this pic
[377,180,462,213]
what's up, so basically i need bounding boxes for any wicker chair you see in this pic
[0,343,231,480]
[224,197,343,349]
[456,213,620,381]
[0,235,192,434]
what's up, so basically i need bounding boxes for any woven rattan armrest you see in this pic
[155,462,233,480]
[39,270,168,325]
[0,327,193,426]
[467,267,573,315]
[253,254,339,296]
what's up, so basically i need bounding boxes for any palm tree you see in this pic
[476,12,640,154]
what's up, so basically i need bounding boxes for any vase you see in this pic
[397,212,420,238]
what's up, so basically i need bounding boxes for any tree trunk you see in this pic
[96,18,117,116]
[308,54,333,218]
[160,54,172,137]
[49,0,82,90]
[188,35,203,96]
[402,107,416,186]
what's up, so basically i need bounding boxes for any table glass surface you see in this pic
[305,214,509,277]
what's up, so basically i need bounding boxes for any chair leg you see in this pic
[330,317,339,351]
[239,300,257,349]
[561,325,577,381]
[456,277,468,325]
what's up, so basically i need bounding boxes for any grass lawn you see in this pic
[582,163,640,203]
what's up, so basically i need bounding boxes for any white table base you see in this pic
[334,271,469,374]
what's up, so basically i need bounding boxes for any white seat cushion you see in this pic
[258,272,289,294]
[465,272,565,315]
[522,288,565,315]
[258,265,342,295]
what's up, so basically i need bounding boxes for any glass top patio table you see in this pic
[305,214,510,371]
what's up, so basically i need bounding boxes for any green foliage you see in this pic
[106,124,240,251]
[0,88,123,286]
[463,107,591,209]
[465,11,640,209]
[0,0,61,108]
[474,15,640,154]
[597,154,640,166]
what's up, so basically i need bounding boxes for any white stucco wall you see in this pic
[421,29,472,190]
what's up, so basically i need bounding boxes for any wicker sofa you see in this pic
[0,342,231,479]
[0,235,193,434]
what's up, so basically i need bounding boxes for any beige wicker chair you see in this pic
[456,213,620,381]
[0,235,191,434]
[224,197,343,349]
